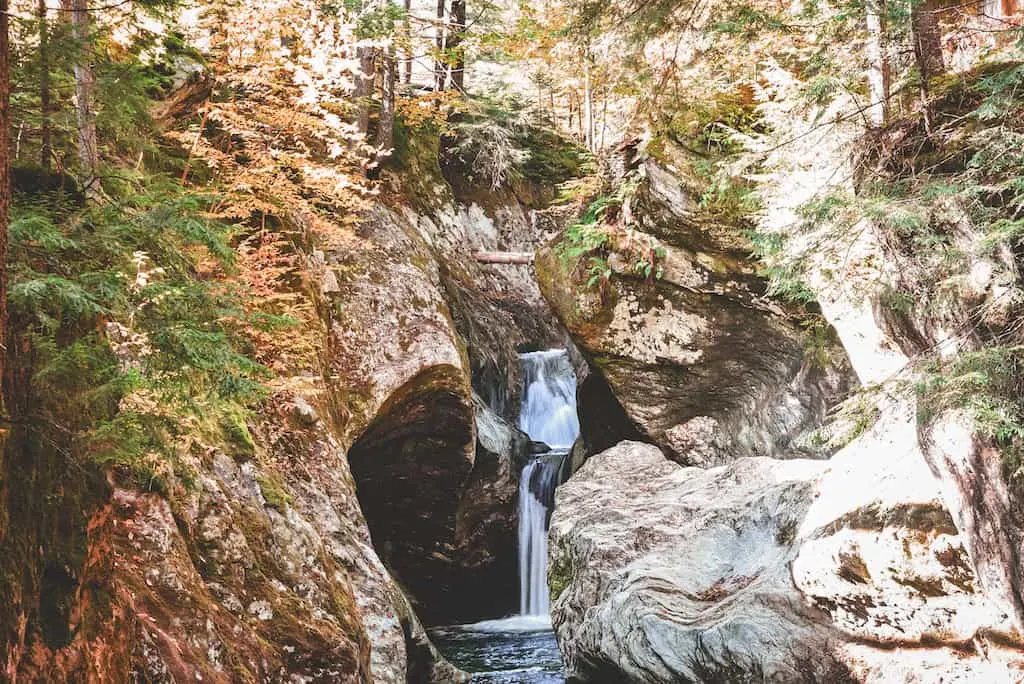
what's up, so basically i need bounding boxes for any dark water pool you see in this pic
[431,616,565,683]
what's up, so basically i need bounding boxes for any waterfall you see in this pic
[517,350,579,617]
[518,349,580,449]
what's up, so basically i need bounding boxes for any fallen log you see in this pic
[473,251,534,265]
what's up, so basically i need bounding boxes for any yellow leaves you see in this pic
[394,91,467,132]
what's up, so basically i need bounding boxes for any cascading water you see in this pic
[518,350,580,450]
[517,350,580,617]
[432,349,577,682]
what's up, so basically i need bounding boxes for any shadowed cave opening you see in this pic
[346,365,478,625]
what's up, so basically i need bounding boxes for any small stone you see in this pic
[291,397,319,426]
[247,600,273,621]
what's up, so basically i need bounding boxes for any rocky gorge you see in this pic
[2,1,1024,683]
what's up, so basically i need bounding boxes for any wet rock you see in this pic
[320,173,571,624]
[448,397,533,622]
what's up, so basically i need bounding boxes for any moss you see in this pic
[256,471,294,513]
[548,553,573,602]
[775,518,798,546]
[220,405,256,457]
[816,502,958,538]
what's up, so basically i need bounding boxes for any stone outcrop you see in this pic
[0,144,561,681]
[318,169,564,624]
[537,155,851,467]
[451,397,532,620]
[550,429,1024,683]
[1,388,466,683]
[543,76,1024,681]
[756,73,1024,644]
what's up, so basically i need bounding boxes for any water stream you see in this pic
[433,350,578,682]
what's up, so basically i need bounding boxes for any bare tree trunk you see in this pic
[356,46,375,137]
[911,0,945,133]
[474,251,533,264]
[911,0,945,82]
[448,0,466,91]
[379,49,396,153]
[38,0,51,169]
[583,50,594,151]
[434,0,447,90]
[66,0,99,189]
[403,0,412,84]
[600,86,608,153]
[865,0,891,126]
[0,0,10,416]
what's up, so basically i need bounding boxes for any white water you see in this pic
[517,350,580,617]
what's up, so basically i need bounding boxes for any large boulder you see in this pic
[537,158,851,467]
[550,405,1023,683]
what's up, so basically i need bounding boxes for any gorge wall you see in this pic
[0,97,572,681]
[541,63,1024,683]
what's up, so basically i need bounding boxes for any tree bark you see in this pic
[583,50,594,151]
[434,0,447,90]
[911,0,945,83]
[0,0,10,417]
[38,0,52,169]
[403,0,412,84]
[448,0,466,91]
[911,0,945,133]
[379,50,396,153]
[474,251,534,264]
[865,0,891,126]
[356,45,375,137]
[66,0,99,189]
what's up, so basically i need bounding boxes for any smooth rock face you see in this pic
[550,431,1024,683]
[536,159,851,467]
[549,441,842,683]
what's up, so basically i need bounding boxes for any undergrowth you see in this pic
[11,173,271,494]
[555,175,667,290]
[770,60,1024,493]
[916,347,1024,494]
[440,96,593,190]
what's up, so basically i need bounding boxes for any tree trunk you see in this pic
[38,0,51,169]
[911,0,945,133]
[474,251,533,265]
[600,86,608,153]
[865,0,891,126]
[583,51,594,151]
[0,0,10,417]
[379,50,396,153]
[356,45,375,137]
[66,0,99,189]
[911,0,945,83]
[448,0,466,91]
[403,0,412,84]
[434,0,447,90]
